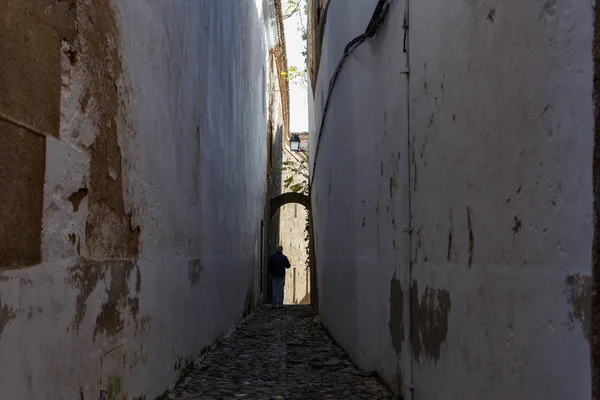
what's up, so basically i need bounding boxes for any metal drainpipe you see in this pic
[403,1,415,400]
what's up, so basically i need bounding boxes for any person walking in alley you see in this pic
[268,245,291,307]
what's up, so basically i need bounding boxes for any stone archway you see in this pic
[268,192,317,308]
[270,192,310,216]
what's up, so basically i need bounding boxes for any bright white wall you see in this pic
[0,1,272,398]
[309,0,593,398]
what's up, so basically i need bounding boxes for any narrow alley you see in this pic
[1,0,598,398]
[165,306,393,400]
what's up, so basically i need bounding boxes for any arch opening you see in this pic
[266,192,316,308]
[270,192,310,217]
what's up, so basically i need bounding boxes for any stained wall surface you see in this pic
[308,0,593,398]
[0,1,275,398]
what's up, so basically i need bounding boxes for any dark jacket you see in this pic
[268,251,291,278]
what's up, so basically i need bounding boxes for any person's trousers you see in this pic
[271,277,285,306]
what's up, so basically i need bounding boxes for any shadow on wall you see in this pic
[267,118,283,304]
[299,290,310,304]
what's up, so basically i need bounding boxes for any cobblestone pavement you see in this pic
[166,305,395,399]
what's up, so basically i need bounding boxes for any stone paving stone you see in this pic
[166,305,395,400]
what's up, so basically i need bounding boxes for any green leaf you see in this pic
[283,0,301,19]
[290,183,305,193]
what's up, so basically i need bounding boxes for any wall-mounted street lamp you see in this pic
[290,134,301,152]
[290,134,309,153]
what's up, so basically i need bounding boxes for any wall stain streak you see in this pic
[192,125,202,205]
[0,299,17,338]
[467,206,474,267]
[388,273,404,355]
[411,146,418,190]
[188,258,203,286]
[539,0,556,21]
[94,261,139,340]
[106,374,123,399]
[447,206,454,262]
[20,277,33,286]
[411,280,451,363]
[512,216,522,234]
[389,176,397,198]
[135,265,142,293]
[564,274,591,342]
[447,230,453,262]
[68,259,106,331]
[67,259,142,340]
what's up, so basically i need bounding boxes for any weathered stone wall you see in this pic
[279,204,310,305]
[0,0,275,398]
[308,0,593,398]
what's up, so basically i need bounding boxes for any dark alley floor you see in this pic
[165,305,394,399]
